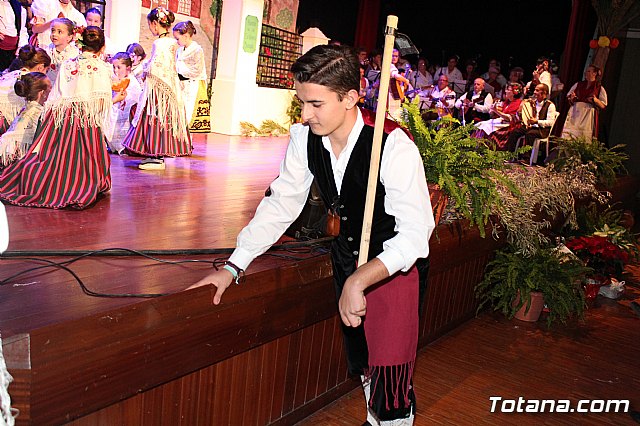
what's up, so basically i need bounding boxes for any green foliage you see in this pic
[475,246,591,326]
[210,0,222,19]
[550,137,628,187]
[240,120,288,137]
[286,94,301,125]
[402,99,519,237]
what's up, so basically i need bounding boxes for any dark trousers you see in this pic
[506,126,551,157]
[0,48,17,73]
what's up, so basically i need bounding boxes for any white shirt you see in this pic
[0,0,18,37]
[523,99,557,128]
[229,108,434,276]
[435,66,464,94]
[454,90,494,113]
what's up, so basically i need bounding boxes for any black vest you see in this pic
[465,90,491,121]
[307,125,397,285]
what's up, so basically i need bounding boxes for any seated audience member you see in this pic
[474,82,524,148]
[435,55,464,96]
[561,64,607,140]
[410,57,433,90]
[505,83,557,161]
[419,74,456,120]
[483,66,502,98]
[462,59,479,93]
[481,59,507,87]
[508,66,525,86]
[455,77,493,123]
[524,57,551,99]
[356,46,368,66]
[0,45,50,135]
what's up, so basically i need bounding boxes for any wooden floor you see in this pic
[298,265,640,426]
[2,133,640,425]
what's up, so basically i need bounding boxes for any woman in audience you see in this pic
[473,82,524,149]
[561,64,607,140]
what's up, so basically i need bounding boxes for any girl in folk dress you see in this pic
[0,72,52,167]
[123,7,191,170]
[104,52,142,154]
[0,46,51,135]
[173,21,208,132]
[126,43,146,86]
[44,18,80,84]
[0,27,126,209]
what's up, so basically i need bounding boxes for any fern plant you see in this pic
[402,99,519,237]
[475,245,591,326]
[550,137,628,187]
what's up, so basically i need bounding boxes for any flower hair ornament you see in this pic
[156,7,170,26]
[75,25,87,49]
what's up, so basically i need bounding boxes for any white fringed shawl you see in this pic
[0,71,26,126]
[134,37,189,144]
[0,101,43,166]
[44,52,112,129]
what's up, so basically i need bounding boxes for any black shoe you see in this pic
[631,301,640,318]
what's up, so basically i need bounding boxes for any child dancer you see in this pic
[126,43,146,86]
[30,0,86,49]
[85,7,116,59]
[0,26,124,209]
[0,72,52,167]
[123,7,191,170]
[44,18,80,84]
[0,45,51,135]
[105,52,142,154]
[173,21,208,132]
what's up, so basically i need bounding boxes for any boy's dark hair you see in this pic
[290,45,359,99]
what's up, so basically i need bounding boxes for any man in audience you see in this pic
[506,83,557,162]
[481,59,507,87]
[455,77,493,123]
[435,55,464,96]
[420,74,456,120]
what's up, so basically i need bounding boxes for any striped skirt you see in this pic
[0,110,111,209]
[122,101,192,157]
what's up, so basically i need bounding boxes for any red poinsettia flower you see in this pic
[566,235,629,278]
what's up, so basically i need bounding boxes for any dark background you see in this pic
[296,0,573,73]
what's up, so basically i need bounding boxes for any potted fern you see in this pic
[401,99,519,235]
[475,244,592,326]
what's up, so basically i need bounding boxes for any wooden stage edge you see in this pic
[1,133,638,425]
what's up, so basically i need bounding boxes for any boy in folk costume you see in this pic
[173,20,209,132]
[122,7,192,171]
[191,45,434,425]
[0,26,125,209]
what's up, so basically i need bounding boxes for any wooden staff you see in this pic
[358,15,398,267]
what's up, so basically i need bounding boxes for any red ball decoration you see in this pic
[589,39,598,49]
[610,38,620,49]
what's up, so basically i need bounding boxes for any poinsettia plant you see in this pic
[565,235,629,279]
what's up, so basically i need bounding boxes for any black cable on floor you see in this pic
[0,238,333,298]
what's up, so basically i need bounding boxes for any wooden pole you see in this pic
[357,15,398,267]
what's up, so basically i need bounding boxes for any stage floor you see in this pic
[0,133,293,337]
